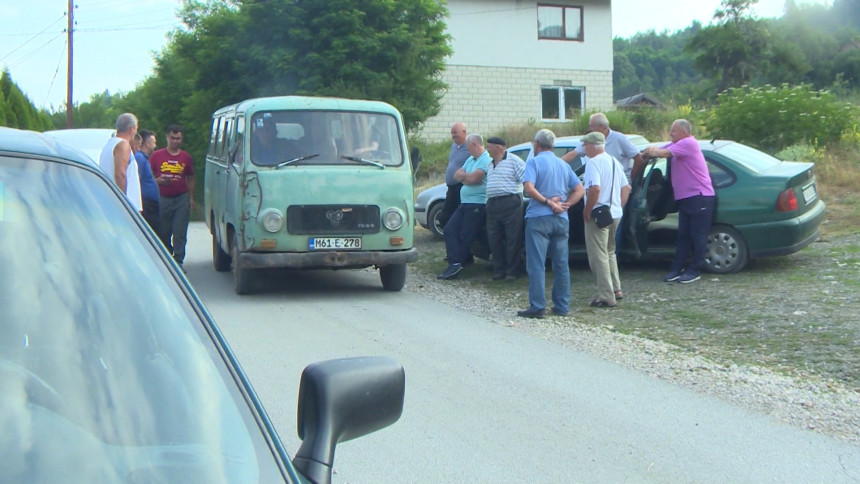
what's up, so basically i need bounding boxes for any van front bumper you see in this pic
[237,248,418,270]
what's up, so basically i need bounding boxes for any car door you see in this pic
[626,156,674,258]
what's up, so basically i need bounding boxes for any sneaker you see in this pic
[517,308,545,318]
[550,307,568,316]
[664,270,683,282]
[437,263,463,280]
[678,271,701,284]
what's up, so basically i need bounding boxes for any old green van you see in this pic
[204,96,419,294]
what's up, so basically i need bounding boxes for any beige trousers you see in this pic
[584,217,621,304]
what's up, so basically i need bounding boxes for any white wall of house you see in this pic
[419,0,614,142]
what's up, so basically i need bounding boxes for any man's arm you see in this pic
[561,184,584,210]
[113,140,131,193]
[630,153,645,181]
[187,175,196,208]
[620,184,631,207]
[583,185,600,222]
[461,168,485,185]
[642,146,672,159]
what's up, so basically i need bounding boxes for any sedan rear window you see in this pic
[712,142,781,173]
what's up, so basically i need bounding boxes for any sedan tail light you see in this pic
[776,188,798,212]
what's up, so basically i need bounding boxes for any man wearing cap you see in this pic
[518,129,584,318]
[563,112,643,249]
[581,131,631,308]
[641,119,715,284]
[439,122,470,228]
[485,136,526,281]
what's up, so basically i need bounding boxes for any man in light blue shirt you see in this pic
[518,129,584,317]
[438,134,491,280]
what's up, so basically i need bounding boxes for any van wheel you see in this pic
[380,264,406,291]
[213,232,231,272]
[705,225,748,274]
[231,234,254,295]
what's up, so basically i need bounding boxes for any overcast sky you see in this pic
[0,0,831,113]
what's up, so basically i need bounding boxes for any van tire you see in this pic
[231,234,254,295]
[213,232,231,272]
[380,264,407,291]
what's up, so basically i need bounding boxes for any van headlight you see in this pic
[260,209,284,233]
[382,208,404,231]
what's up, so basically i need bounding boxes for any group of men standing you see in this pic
[98,113,195,270]
[436,115,715,319]
[437,125,526,282]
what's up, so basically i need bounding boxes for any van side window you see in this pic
[230,116,244,165]
[218,118,232,161]
[208,117,221,156]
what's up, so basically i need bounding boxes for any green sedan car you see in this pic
[566,139,826,273]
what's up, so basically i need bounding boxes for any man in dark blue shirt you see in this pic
[135,129,160,231]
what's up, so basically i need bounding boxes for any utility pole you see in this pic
[66,0,74,128]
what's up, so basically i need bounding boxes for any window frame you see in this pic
[536,3,584,42]
[540,86,585,121]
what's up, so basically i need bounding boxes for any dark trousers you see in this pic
[671,195,715,274]
[444,203,485,265]
[159,191,191,264]
[486,194,524,276]
[439,183,462,228]
[142,198,160,233]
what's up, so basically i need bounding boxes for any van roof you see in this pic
[212,96,401,118]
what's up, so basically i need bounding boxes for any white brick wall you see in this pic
[418,65,614,141]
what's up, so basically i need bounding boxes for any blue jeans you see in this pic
[671,195,715,274]
[524,215,570,313]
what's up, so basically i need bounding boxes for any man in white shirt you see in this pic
[581,131,630,308]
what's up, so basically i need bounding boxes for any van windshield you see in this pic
[250,110,404,167]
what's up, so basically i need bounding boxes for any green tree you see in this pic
[0,69,52,131]
[686,0,770,93]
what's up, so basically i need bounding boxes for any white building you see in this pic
[419,0,614,140]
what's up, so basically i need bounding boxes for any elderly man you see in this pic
[641,119,715,284]
[485,136,526,281]
[581,131,631,308]
[439,122,470,228]
[99,113,142,213]
[564,112,643,249]
[518,129,584,318]
[438,134,490,280]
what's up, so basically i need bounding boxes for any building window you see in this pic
[541,86,583,120]
[537,4,583,41]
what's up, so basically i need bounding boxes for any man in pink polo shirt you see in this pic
[642,119,715,284]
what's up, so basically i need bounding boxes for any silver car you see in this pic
[415,134,649,238]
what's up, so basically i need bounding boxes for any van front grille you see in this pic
[287,205,380,234]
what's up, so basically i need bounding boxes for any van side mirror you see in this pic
[410,146,422,174]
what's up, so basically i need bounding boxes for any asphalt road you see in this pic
[183,222,860,483]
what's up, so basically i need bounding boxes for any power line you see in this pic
[0,14,66,63]
[43,37,69,108]
[6,33,65,71]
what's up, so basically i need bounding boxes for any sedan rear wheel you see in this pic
[427,202,445,240]
[705,225,748,274]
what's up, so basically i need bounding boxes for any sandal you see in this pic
[614,290,623,300]
[589,299,617,308]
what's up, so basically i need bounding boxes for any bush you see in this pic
[708,84,856,153]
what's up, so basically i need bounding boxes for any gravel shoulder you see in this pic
[407,227,860,445]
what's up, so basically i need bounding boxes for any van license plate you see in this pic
[309,237,362,250]
[802,185,817,203]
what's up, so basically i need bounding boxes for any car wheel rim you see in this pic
[706,231,739,270]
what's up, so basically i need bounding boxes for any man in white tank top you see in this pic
[99,113,142,212]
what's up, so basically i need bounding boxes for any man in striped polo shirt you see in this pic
[485,137,526,281]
